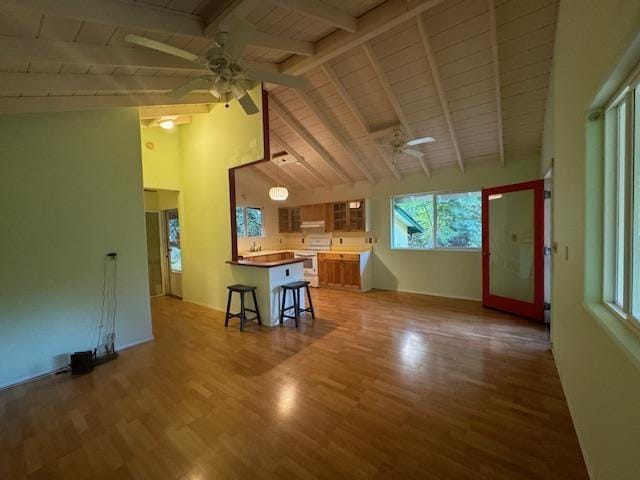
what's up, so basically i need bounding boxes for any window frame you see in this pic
[390,188,482,252]
[235,206,265,238]
[603,65,640,333]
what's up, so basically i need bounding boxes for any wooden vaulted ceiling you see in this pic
[0,0,559,190]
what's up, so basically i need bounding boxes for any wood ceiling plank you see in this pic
[280,0,447,76]
[270,96,353,184]
[0,92,213,114]
[0,0,204,37]
[363,41,431,176]
[487,0,504,166]
[264,0,357,32]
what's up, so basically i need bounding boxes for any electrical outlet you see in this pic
[286,269,290,277]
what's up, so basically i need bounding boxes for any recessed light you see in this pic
[159,119,175,130]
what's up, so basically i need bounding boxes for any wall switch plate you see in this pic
[286,269,290,276]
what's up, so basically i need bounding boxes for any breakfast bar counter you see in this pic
[227,258,306,326]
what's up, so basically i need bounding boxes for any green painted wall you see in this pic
[0,108,153,388]
[141,126,182,191]
[179,88,264,311]
[549,1,640,478]
[296,154,540,300]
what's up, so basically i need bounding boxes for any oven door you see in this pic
[294,253,317,275]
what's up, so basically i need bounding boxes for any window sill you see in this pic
[584,302,640,371]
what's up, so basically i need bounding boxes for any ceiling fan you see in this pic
[376,127,435,163]
[125,18,308,115]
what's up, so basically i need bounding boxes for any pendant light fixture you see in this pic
[268,162,289,201]
[269,186,289,201]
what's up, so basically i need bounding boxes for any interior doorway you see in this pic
[143,189,182,299]
[145,212,164,296]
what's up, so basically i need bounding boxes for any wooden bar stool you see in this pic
[225,285,261,332]
[279,281,315,327]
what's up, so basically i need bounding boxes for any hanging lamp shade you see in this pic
[269,186,289,201]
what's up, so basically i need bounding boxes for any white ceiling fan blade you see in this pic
[169,77,212,98]
[125,34,204,64]
[223,17,253,59]
[247,69,309,90]
[237,93,260,115]
[406,136,435,146]
[402,147,424,159]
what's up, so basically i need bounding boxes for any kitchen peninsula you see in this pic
[226,256,306,327]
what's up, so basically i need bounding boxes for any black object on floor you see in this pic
[225,284,262,332]
[279,281,315,327]
[70,351,94,375]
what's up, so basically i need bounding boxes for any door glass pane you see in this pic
[489,189,535,302]
[166,210,182,273]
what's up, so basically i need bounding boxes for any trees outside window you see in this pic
[392,191,481,250]
[236,207,264,237]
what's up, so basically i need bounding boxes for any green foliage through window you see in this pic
[392,191,481,249]
[236,207,263,237]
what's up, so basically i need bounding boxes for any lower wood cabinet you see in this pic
[318,255,361,289]
[241,251,295,263]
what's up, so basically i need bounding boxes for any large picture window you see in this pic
[603,65,640,328]
[236,206,264,238]
[391,191,481,250]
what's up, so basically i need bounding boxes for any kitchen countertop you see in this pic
[227,258,305,268]
[239,248,372,257]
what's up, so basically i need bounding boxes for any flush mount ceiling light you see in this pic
[349,201,362,209]
[159,119,175,130]
[269,186,289,201]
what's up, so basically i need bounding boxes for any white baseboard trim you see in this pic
[0,336,155,392]
[551,346,594,479]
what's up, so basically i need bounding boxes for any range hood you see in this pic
[300,220,325,229]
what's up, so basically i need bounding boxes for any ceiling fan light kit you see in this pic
[124,17,309,116]
[375,127,437,165]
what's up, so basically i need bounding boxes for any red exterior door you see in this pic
[482,180,545,322]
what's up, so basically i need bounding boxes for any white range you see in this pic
[293,238,331,287]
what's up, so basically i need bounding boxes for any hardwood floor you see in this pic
[0,289,588,479]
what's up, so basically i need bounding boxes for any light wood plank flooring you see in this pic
[0,289,588,479]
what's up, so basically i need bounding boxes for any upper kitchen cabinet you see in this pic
[301,204,326,222]
[330,199,370,232]
[278,207,301,233]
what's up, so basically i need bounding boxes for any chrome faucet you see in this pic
[250,241,256,252]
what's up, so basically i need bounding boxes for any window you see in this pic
[236,207,264,237]
[391,190,481,250]
[604,66,640,328]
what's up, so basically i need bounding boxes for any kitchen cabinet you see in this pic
[301,204,326,222]
[278,207,301,233]
[329,199,368,232]
[318,253,361,289]
[241,251,295,262]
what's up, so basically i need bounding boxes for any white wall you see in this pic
[0,108,153,388]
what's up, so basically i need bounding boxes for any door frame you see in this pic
[481,179,545,321]
[146,211,166,297]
